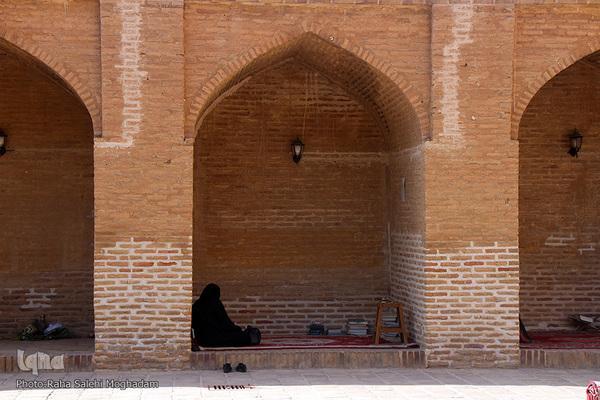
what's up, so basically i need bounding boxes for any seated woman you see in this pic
[192,283,260,347]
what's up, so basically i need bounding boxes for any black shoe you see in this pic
[223,363,232,373]
[235,363,247,373]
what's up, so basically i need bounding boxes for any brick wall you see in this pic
[425,4,519,367]
[389,231,426,343]
[93,0,192,369]
[187,0,429,340]
[424,242,519,368]
[0,0,101,134]
[194,60,389,334]
[94,237,192,369]
[0,48,94,338]
[183,2,431,140]
[512,4,600,138]
[387,146,426,343]
[519,54,600,331]
[0,0,598,370]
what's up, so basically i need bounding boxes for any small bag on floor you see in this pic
[246,326,261,345]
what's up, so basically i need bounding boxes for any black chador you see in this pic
[192,283,257,347]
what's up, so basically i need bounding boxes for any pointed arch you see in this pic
[185,27,428,147]
[0,30,96,341]
[512,37,600,140]
[0,28,101,136]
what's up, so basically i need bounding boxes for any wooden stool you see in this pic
[374,302,409,344]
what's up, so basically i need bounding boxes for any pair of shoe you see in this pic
[223,362,246,373]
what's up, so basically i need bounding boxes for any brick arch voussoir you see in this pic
[184,31,294,142]
[0,28,101,136]
[511,38,600,140]
[185,24,428,142]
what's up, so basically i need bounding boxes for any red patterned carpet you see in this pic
[520,331,600,349]
[199,335,419,351]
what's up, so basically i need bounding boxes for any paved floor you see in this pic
[0,368,597,399]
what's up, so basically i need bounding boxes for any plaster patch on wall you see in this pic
[437,4,474,145]
[544,234,575,247]
[96,0,147,149]
[144,0,183,8]
[21,288,57,310]
[578,243,596,255]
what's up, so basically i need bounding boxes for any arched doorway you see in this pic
[192,33,425,343]
[0,40,94,341]
[519,50,600,348]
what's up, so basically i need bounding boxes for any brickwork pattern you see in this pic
[191,348,425,370]
[96,0,147,147]
[424,242,519,368]
[92,1,191,370]
[519,54,600,331]
[386,139,426,342]
[225,295,384,335]
[512,4,600,139]
[428,4,518,242]
[0,272,92,339]
[188,31,425,149]
[184,2,430,141]
[194,60,389,334]
[389,233,426,343]
[424,5,520,367]
[94,237,192,369]
[0,1,101,134]
[521,349,600,369]
[435,3,473,144]
[0,0,599,370]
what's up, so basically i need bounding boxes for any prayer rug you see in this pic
[520,331,600,349]
[198,335,419,351]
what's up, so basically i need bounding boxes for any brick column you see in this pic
[94,0,192,369]
[424,3,519,367]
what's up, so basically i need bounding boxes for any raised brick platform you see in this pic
[5,342,600,371]
[191,348,426,370]
[521,349,600,369]
[0,338,424,372]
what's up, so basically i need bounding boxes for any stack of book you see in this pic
[382,314,400,339]
[345,319,369,336]
[307,323,326,336]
